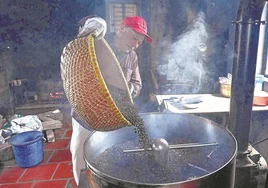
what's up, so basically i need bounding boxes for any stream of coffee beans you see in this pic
[107,84,151,149]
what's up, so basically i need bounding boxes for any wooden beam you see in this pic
[42,120,63,130]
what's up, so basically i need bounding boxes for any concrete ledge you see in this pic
[15,102,71,115]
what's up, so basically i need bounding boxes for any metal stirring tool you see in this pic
[123,138,218,165]
[123,138,218,153]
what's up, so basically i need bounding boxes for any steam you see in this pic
[157,12,209,94]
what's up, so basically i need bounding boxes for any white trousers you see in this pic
[70,117,91,185]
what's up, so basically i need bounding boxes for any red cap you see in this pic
[121,16,152,43]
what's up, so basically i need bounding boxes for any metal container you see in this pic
[84,113,237,188]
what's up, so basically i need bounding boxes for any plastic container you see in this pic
[10,131,44,168]
[220,83,231,98]
[255,75,264,91]
[253,91,268,106]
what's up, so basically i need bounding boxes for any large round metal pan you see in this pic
[84,113,237,188]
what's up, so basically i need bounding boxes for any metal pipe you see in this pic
[229,0,265,152]
[256,1,268,75]
[266,170,268,188]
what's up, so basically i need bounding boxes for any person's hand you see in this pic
[132,93,138,98]
[128,83,139,98]
[128,83,134,95]
[77,17,107,40]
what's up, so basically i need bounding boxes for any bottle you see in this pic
[255,75,264,92]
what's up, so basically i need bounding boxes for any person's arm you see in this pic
[122,51,142,98]
[130,63,142,98]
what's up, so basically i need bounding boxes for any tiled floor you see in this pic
[0,121,77,188]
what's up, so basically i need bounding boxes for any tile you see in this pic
[44,138,70,150]
[40,150,53,164]
[66,178,78,188]
[54,129,66,139]
[19,163,58,182]
[0,182,34,188]
[48,149,72,163]
[63,129,72,138]
[33,180,67,188]
[0,167,25,184]
[52,162,73,179]
[62,122,71,129]
[0,158,17,168]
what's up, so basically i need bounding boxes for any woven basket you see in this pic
[60,35,135,131]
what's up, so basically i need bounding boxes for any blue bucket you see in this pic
[10,131,44,168]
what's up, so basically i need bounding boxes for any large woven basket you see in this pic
[61,35,138,131]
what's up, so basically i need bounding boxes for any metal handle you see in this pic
[123,142,218,153]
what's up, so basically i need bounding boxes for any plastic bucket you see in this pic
[10,131,44,168]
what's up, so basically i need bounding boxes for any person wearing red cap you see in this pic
[68,15,152,185]
[77,15,152,97]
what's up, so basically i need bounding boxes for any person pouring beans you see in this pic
[63,15,153,185]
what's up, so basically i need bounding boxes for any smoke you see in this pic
[157,12,209,94]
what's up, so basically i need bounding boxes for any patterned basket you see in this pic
[60,35,137,131]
